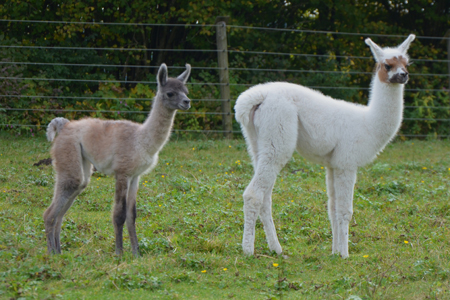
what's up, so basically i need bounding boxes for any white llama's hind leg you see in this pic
[326,168,338,254]
[242,127,259,168]
[242,106,297,255]
[332,169,357,258]
[259,186,282,254]
[243,164,281,255]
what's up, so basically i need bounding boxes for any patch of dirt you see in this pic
[33,158,52,167]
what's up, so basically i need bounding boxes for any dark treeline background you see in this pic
[1,0,449,137]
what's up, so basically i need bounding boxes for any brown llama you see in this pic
[44,63,191,256]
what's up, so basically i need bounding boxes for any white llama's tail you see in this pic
[234,86,266,127]
[47,117,70,141]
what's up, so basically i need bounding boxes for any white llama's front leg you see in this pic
[326,167,338,254]
[332,169,357,258]
[259,188,282,254]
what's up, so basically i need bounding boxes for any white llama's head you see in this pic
[365,34,415,84]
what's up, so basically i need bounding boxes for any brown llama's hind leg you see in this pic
[44,143,89,254]
[113,175,128,255]
[52,158,92,253]
[126,176,140,257]
[44,176,84,254]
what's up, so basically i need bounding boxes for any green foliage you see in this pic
[1,0,449,136]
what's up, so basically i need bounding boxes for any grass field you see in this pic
[1,133,449,299]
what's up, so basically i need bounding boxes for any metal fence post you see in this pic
[215,16,232,139]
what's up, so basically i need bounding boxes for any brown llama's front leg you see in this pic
[113,176,128,255]
[126,176,140,257]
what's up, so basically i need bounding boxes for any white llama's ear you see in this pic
[397,34,415,54]
[177,64,191,84]
[157,63,168,87]
[365,38,384,62]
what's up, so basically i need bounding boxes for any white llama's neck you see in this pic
[366,75,404,143]
[140,95,177,154]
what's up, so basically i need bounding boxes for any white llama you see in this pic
[234,35,415,258]
[44,63,191,256]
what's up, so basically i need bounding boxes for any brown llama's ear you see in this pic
[365,38,384,62]
[397,34,415,54]
[157,63,168,87]
[177,64,191,84]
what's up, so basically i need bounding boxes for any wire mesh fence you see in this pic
[1,19,449,138]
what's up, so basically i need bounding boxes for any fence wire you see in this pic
[1,19,449,137]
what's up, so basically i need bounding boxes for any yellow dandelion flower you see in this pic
[225,172,228,174]
[321,167,324,169]
[201,270,206,273]
[162,175,165,178]
[422,167,427,170]
[145,181,148,183]
[273,263,279,267]
[421,181,424,183]
[192,147,195,150]
[319,173,321,175]
[404,240,409,244]
[223,268,227,271]
[199,170,202,172]
[219,163,222,165]
[229,145,231,148]
[166,163,169,165]
[159,204,161,207]
[181,165,183,168]
[380,177,383,179]
[363,255,369,258]
[291,200,294,202]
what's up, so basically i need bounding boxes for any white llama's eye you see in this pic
[167,92,174,97]
[384,64,391,71]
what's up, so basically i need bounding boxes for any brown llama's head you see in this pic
[157,63,191,110]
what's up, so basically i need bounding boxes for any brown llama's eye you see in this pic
[384,64,391,71]
[167,92,174,97]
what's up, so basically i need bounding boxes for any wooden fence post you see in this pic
[215,16,232,139]
[445,30,450,91]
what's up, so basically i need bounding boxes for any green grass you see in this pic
[1,132,450,299]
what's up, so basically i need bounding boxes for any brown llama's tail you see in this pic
[46,117,70,141]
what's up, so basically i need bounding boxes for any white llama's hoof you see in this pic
[269,243,282,255]
[242,243,254,256]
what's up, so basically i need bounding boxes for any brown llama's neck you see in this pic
[140,95,177,155]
